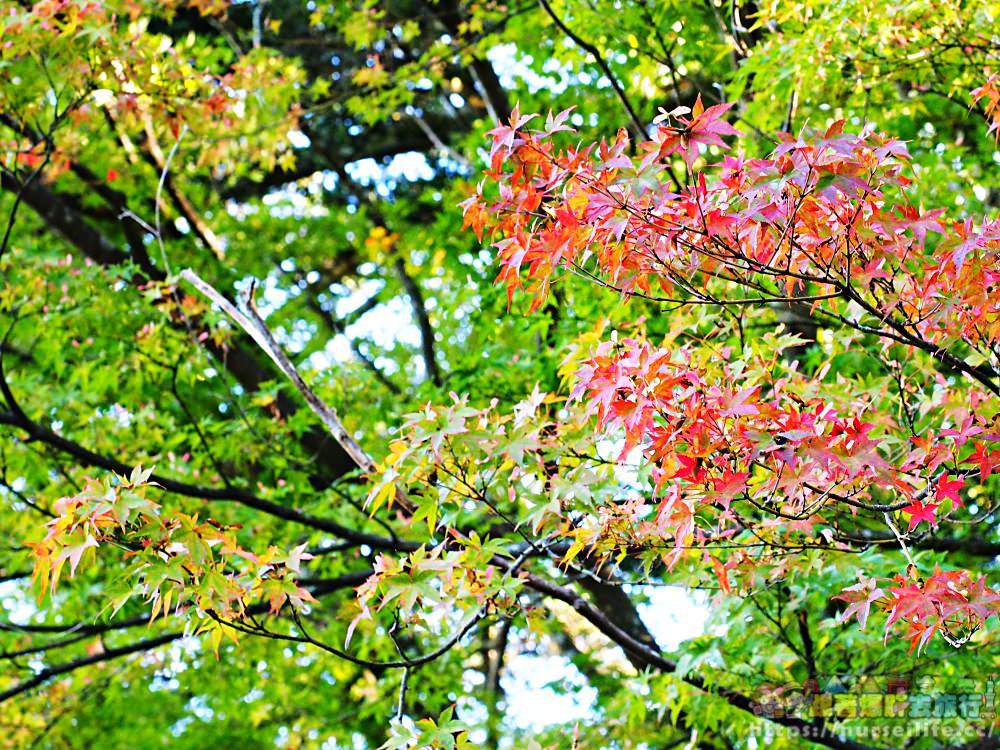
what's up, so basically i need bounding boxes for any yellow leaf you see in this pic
[367,469,399,514]
[386,440,408,466]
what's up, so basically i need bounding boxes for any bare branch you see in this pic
[180,268,415,512]
[537,0,647,140]
[0,630,183,704]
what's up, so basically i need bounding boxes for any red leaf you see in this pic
[901,498,939,531]
[934,474,965,509]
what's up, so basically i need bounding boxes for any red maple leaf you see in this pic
[651,95,741,168]
[708,470,750,511]
[486,102,537,160]
[966,442,1000,481]
[934,474,965,509]
[967,577,1000,620]
[902,498,939,531]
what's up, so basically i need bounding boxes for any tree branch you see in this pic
[0,630,183,704]
[140,115,226,261]
[0,570,371,703]
[518,569,879,750]
[0,170,361,480]
[0,404,406,551]
[393,257,442,387]
[537,0,647,139]
[179,268,415,513]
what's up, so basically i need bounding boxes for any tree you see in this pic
[1,1,999,748]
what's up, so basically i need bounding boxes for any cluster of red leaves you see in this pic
[465,99,1000,649]
[837,568,1000,654]
[464,100,1000,348]
[567,336,995,564]
[972,74,1000,142]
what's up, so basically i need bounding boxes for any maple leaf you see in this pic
[56,534,99,578]
[933,474,965,509]
[652,94,741,168]
[884,580,929,631]
[966,576,1000,620]
[459,192,488,242]
[854,257,892,287]
[901,498,939,531]
[834,576,885,630]
[284,543,314,574]
[541,106,575,137]
[486,102,537,160]
[944,218,982,273]
[892,206,945,250]
[708,470,750,511]
[718,386,759,418]
[686,96,741,144]
[965,442,1000,481]
[971,75,1000,141]
[907,620,940,656]
[710,555,734,595]
[671,454,702,481]
[939,416,982,447]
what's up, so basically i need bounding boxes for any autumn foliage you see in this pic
[461,93,1000,653]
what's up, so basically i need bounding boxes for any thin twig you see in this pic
[154,125,187,274]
